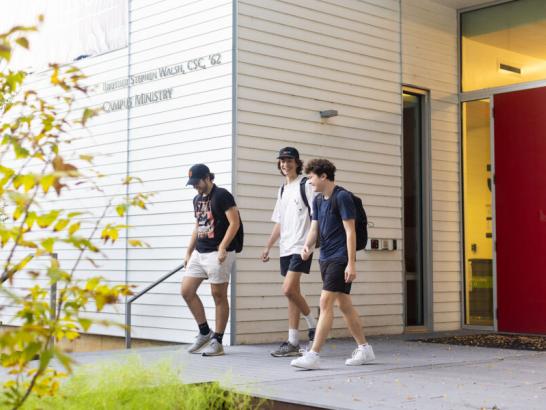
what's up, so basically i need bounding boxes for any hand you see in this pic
[261,248,270,262]
[217,247,227,263]
[345,264,356,283]
[183,252,192,269]
[301,245,311,261]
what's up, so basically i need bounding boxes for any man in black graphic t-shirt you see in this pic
[193,187,237,252]
[181,164,240,357]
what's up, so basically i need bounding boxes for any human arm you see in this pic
[261,223,280,262]
[184,221,199,268]
[336,190,357,282]
[342,218,357,283]
[218,206,240,263]
[301,220,319,261]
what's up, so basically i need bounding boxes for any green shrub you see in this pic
[15,356,261,410]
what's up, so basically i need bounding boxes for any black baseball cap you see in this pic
[277,147,300,159]
[186,163,210,186]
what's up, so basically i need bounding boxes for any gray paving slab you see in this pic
[3,334,546,409]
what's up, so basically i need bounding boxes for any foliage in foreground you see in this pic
[1,20,151,409]
[17,357,261,410]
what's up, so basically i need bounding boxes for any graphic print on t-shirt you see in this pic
[196,198,215,239]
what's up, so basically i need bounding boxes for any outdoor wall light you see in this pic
[319,110,338,118]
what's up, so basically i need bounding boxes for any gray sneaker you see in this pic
[270,342,301,357]
[187,331,212,353]
[201,338,224,356]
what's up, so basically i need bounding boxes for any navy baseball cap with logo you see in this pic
[186,163,210,186]
[277,147,300,159]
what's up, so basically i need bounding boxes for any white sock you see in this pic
[288,329,299,346]
[358,343,369,349]
[303,314,317,329]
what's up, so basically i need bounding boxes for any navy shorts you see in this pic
[319,258,351,294]
[280,253,313,277]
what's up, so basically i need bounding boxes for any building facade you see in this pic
[2,0,545,345]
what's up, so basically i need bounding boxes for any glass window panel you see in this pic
[462,99,493,326]
[403,92,424,327]
[462,0,546,91]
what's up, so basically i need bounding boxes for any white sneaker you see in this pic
[201,338,225,356]
[345,344,375,366]
[290,351,320,370]
[187,331,213,353]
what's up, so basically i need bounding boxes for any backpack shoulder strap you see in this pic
[330,185,346,216]
[192,195,198,217]
[209,185,225,218]
[299,177,311,217]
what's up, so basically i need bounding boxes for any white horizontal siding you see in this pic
[125,0,233,343]
[1,0,233,344]
[402,0,462,331]
[235,0,403,344]
[0,45,130,331]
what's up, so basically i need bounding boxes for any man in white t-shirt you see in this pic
[261,147,317,357]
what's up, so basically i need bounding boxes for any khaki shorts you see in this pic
[184,250,235,284]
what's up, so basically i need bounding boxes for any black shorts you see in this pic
[319,258,351,294]
[280,253,313,277]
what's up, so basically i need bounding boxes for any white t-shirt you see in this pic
[272,175,315,257]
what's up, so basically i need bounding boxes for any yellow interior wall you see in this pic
[462,37,546,91]
[462,101,492,322]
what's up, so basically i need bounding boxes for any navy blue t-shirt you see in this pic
[313,188,356,262]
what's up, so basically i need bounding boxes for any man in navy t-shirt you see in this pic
[290,159,375,370]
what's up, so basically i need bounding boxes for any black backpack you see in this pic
[229,210,244,253]
[197,188,244,253]
[319,186,368,251]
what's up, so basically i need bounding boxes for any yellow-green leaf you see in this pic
[22,174,36,192]
[40,174,55,193]
[128,239,148,248]
[37,210,60,228]
[80,108,97,126]
[15,254,33,270]
[78,318,92,332]
[85,277,100,291]
[38,348,54,373]
[26,211,36,229]
[68,222,80,235]
[53,219,69,232]
[15,37,29,49]
[12,206,23,221]
[54,348,73,373]
[41,238,55,253]
[115,204,126,217]
[0,44,11,61]
[79,154,93,163]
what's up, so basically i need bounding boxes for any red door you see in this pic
[494,87,546,334]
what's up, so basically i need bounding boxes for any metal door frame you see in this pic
[402,86,433,331]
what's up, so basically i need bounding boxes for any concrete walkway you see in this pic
[61,333,546,410]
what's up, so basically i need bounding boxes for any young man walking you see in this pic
[262,147,317,357]
[290,158,374,369]
[182,163,240,356]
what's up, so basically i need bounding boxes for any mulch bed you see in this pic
[417,333,546,351]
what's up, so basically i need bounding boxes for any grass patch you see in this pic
[15,356,260,409]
